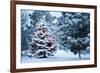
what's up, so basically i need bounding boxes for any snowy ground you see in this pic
[21,50,90,63]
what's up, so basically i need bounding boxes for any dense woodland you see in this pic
[21,10,90,59]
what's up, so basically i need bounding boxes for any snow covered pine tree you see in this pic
[29,24,56,58]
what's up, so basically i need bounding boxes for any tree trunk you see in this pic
[42,51,47,58]
[79,50,81,59]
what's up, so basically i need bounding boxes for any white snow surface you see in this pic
[21,49,90,63]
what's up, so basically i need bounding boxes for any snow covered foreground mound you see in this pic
[21,50,90,63]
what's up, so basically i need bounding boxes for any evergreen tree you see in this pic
[56,12,90,59]
[29,24,56,58]
[68,12,90,59]
[21,10,29,51]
